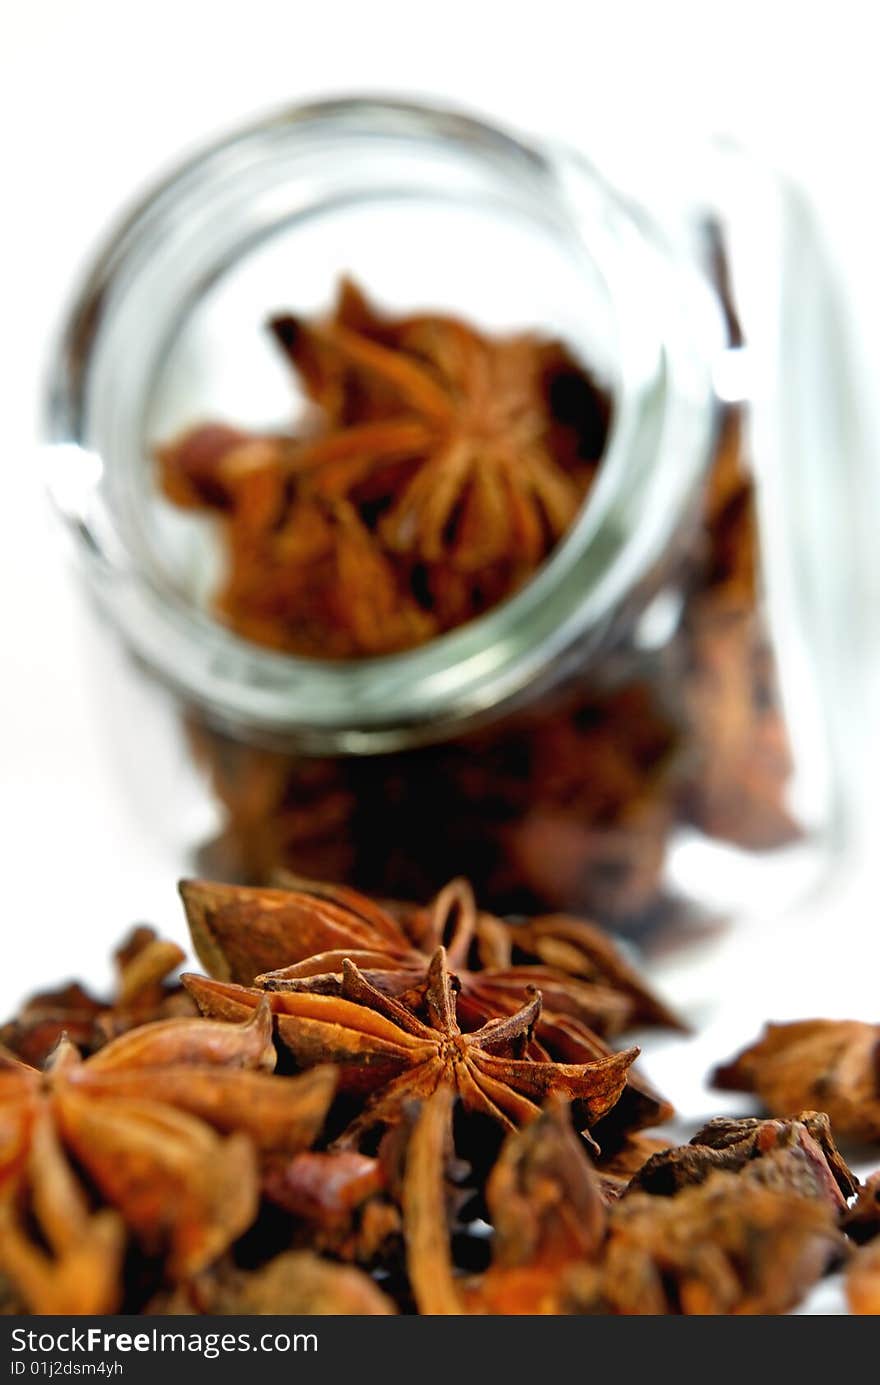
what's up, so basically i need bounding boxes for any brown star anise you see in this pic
[0,926,192,1067]
[714,1019,880,1141]
[269,281,601,571]
[0,1004,337,1313]
[180,874,681,1039]
[183,875,674,1144]
[564,1172,845,1315]
[158,279,608,657]
[180,875,672,1148]
[0,1110,125,1315]
[184,946,636,1150]
[626,1112,858,1210]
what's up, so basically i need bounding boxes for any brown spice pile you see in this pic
[1,876,877,1315]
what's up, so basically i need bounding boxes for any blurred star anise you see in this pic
[158,279,608,657]
[714,1019,880,1142]
[269,283,599,572]
[565,1172,845,1315]
[0,1004,336,1312]
[0,926,192,1067]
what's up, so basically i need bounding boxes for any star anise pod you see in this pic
[626,1112,858,1211]
[180,875,672,1146]
[714,1019,880,1142]
[158,279,608,657]
[564,1171,845,1315]
[0,1005,337,1312]
[180,875,414,991]
[158,424,439,657]
[0,926,191,1067]
[180,874,681,1040]
[0,1112,126,1315]
[402,879,679,1035]
[184,946,636,1151]
[269,281,603,572]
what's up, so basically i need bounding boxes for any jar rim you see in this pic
[45,95,721,750]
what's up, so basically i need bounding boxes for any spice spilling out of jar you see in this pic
[158,280,799,929]
[0,874,875,1316]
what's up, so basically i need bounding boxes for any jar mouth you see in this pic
[45,96,721,750]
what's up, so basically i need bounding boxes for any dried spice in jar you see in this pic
[158,280,609,659]
[50,101,839,943]
[158,280,796,930]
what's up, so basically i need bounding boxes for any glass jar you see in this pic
[45,98,853,951]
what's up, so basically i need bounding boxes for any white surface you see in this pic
[1,0,879,1315]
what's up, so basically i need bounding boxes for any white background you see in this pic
[1,0,878,1312]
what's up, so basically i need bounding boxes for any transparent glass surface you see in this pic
[45,100,846,958]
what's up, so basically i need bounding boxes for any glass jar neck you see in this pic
[45,98,723,752]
